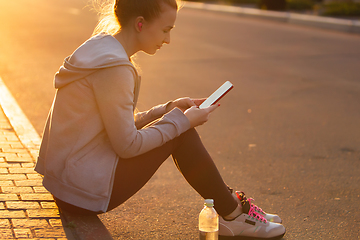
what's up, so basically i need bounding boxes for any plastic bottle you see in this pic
[199,199,219,240]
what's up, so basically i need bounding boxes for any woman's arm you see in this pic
[134,101,172,129]
[135,96,219,130]
[90,66,191,158]
[134,97,202,129]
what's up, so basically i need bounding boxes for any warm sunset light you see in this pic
[0,0,359,239]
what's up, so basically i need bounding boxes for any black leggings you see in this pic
[55,128,238,216]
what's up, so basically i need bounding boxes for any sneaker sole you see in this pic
[219,231,285,240]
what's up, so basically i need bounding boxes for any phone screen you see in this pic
[199,81,233,109]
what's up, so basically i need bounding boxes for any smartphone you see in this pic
[199,81,233,109]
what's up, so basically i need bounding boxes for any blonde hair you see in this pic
[91,0,119,36]
[91,0,179,37]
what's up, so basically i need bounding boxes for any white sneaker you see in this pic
[232,191,282,224]
[219,213,285,239]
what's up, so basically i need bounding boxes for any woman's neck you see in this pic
[113,30,139,58]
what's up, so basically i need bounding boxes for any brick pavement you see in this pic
[0,106,66,239]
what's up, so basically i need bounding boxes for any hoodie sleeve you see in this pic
[134,101,173,129]
[89,66,191,159]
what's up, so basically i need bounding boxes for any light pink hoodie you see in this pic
[35,33,190,212]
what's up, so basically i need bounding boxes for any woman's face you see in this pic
[139,4,177,55]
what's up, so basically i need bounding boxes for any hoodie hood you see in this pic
[54,33,136,89]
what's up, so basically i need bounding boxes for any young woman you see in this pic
[35,0,285,238]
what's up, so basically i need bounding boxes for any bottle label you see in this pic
[199,231,218,240]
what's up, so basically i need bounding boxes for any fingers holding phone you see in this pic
[184,104,220,128]
[192,98,207,107]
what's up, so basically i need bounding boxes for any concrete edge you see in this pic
[0,76,113,240]
[183,1,360,34]
[0,77,41,161]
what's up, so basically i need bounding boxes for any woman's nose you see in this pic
[164,33,170,44]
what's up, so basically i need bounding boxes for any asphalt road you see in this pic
[1,0,360,239]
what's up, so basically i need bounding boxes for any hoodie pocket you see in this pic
[65,140,117,197]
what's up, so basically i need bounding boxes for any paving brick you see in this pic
[0,137,11,142]
[17,152,33,158]
[26,173,43,180]
[12,219,49,228]
[1,148,28,153]
[0,229,13,239]
[0,152,17,159]
[0,210,26,218]
[27,209,60,218]
[49,218,63,227]
[21,162,35,168]
[0,194,19,201]
[0,203,4,210]
[1,186,34,194]
[0,122,11,128]
[0,173,27,180]
[40,202,57,209]
[9,167,37,174]
[35,238,60,240]
[15,179,43,187]
[0,219,10,228]
[0,157,5,162]
[0,168,8,174]
[0,123,10,128]
[4,134,18,142]
[9,143,24,149]
[0,180,14,186]
[2,130,16,134]
[34,227,66,238]
[0,136,7,141]
[0,152,33,163]
[6,156,33,163]
[0,133,14,137]
[0,141,13,147]
[6,201,40,209]
[20,193,53,201]
[33,186,49,193]
[0,162,21,168]
[14,228,33,238]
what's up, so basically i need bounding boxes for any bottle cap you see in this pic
[204,199,214,207]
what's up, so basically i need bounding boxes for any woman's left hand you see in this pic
[166,97,206,113]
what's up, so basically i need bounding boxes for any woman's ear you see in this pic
[135,17,145,32]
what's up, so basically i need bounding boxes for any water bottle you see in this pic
[199,199,219,240]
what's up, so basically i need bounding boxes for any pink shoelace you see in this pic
[235,191,267,223]
[249,198,266,215]
[247,198,267,223]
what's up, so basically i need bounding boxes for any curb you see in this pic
[0,77,113,240]
[183,1,360,34]
[0,79,41,162]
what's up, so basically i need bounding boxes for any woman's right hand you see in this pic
[184,104,220,128]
